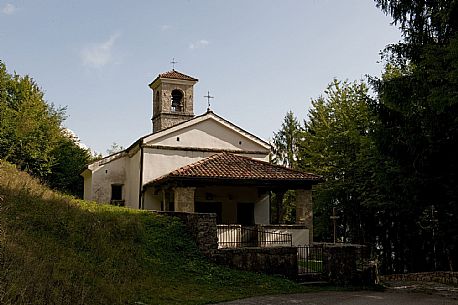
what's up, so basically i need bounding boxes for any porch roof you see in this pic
[145,152,322,188]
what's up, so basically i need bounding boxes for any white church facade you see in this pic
[81,70,320,242]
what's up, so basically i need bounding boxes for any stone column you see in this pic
[296,188,313,243]
[173,187,196,212]
[274,191,285,224]
[162,189,167,211]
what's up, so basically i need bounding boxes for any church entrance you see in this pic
[237,202,254,226]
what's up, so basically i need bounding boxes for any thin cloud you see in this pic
[81,33,120,68]
[2,3,16,15]
[189,39,209,50]
[160,25,171,31]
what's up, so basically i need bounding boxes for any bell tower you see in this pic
[149,70,198,133]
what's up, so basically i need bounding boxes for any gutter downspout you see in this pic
[138,144,144,209]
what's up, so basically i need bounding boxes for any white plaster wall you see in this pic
[148,119,268,152]
[83,174,92,201]
[125,150,141,209]
[91,156,126,204]
[143,148,269,184]
[86,146,268,209]
[142,148,208,183]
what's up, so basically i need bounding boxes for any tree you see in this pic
[271,111,301,169]
[271,111,302,223]
[106,142,124,155]
[372,0,458,271]
[0,61,92,197]
[298,79,379,244]
[0,61,65,178]
[47,131,92,197]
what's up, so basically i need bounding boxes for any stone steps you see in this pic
[296,273,327,283]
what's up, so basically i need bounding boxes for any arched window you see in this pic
[171,89,183,112]
[154,90,160,112]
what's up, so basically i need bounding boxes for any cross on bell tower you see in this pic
[170,58,178,70]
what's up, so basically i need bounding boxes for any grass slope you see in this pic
[0,161,307,305]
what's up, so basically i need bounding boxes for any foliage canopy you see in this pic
[0,61,92,197]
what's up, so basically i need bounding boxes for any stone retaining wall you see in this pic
[212,247,298,279]
[153,211,218,257]
[318,243,373,285]
[381,272,458,285]
[153,211,297,278]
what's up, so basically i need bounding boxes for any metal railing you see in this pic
[297,245,323,274]
[217,224,292,248]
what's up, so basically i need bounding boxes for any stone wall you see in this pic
[319,243,373,285]
[380,272,458,285]
[212,247,298,279]
[173,187,195,212]
[153,211,218,257]
[153,211,298,278]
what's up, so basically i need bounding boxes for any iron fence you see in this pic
[217,225,292,248]
[297,245,323,274]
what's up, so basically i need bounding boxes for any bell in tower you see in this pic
[149,70,198,133]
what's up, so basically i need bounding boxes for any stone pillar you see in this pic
[296,188,313,243]
[173,187,195,212]
[274,191,285,224]
[162,189,168,211]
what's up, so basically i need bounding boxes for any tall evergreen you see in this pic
[372,0,458,272]
[299,80,379,244]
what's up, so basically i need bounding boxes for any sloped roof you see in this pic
[150,70,198,86]
[142,110,271,150]
[148,152,322,187]
[83,110,272,173]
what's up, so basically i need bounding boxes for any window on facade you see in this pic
[171,89,183,112]
[111,184,123,201]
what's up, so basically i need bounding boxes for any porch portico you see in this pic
[142,152,321,242]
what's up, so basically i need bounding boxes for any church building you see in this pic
[81,69,321,241]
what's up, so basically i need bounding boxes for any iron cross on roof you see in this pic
[204,91,214,111]
[170,58,178,70]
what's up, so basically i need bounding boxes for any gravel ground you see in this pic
[215,291,458,305]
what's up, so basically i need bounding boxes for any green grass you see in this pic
[0,160,321,305]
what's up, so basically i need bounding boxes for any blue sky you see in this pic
[1,0,401,155]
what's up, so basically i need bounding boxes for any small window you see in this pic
[155,90,160,111]
[171,89,183,112]
[111,184,123,201]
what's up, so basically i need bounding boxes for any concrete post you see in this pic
[295,188,313,243]
[173,187,196,212]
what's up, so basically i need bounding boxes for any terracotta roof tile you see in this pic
[151,152,321,185]
[155,70,198,82]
